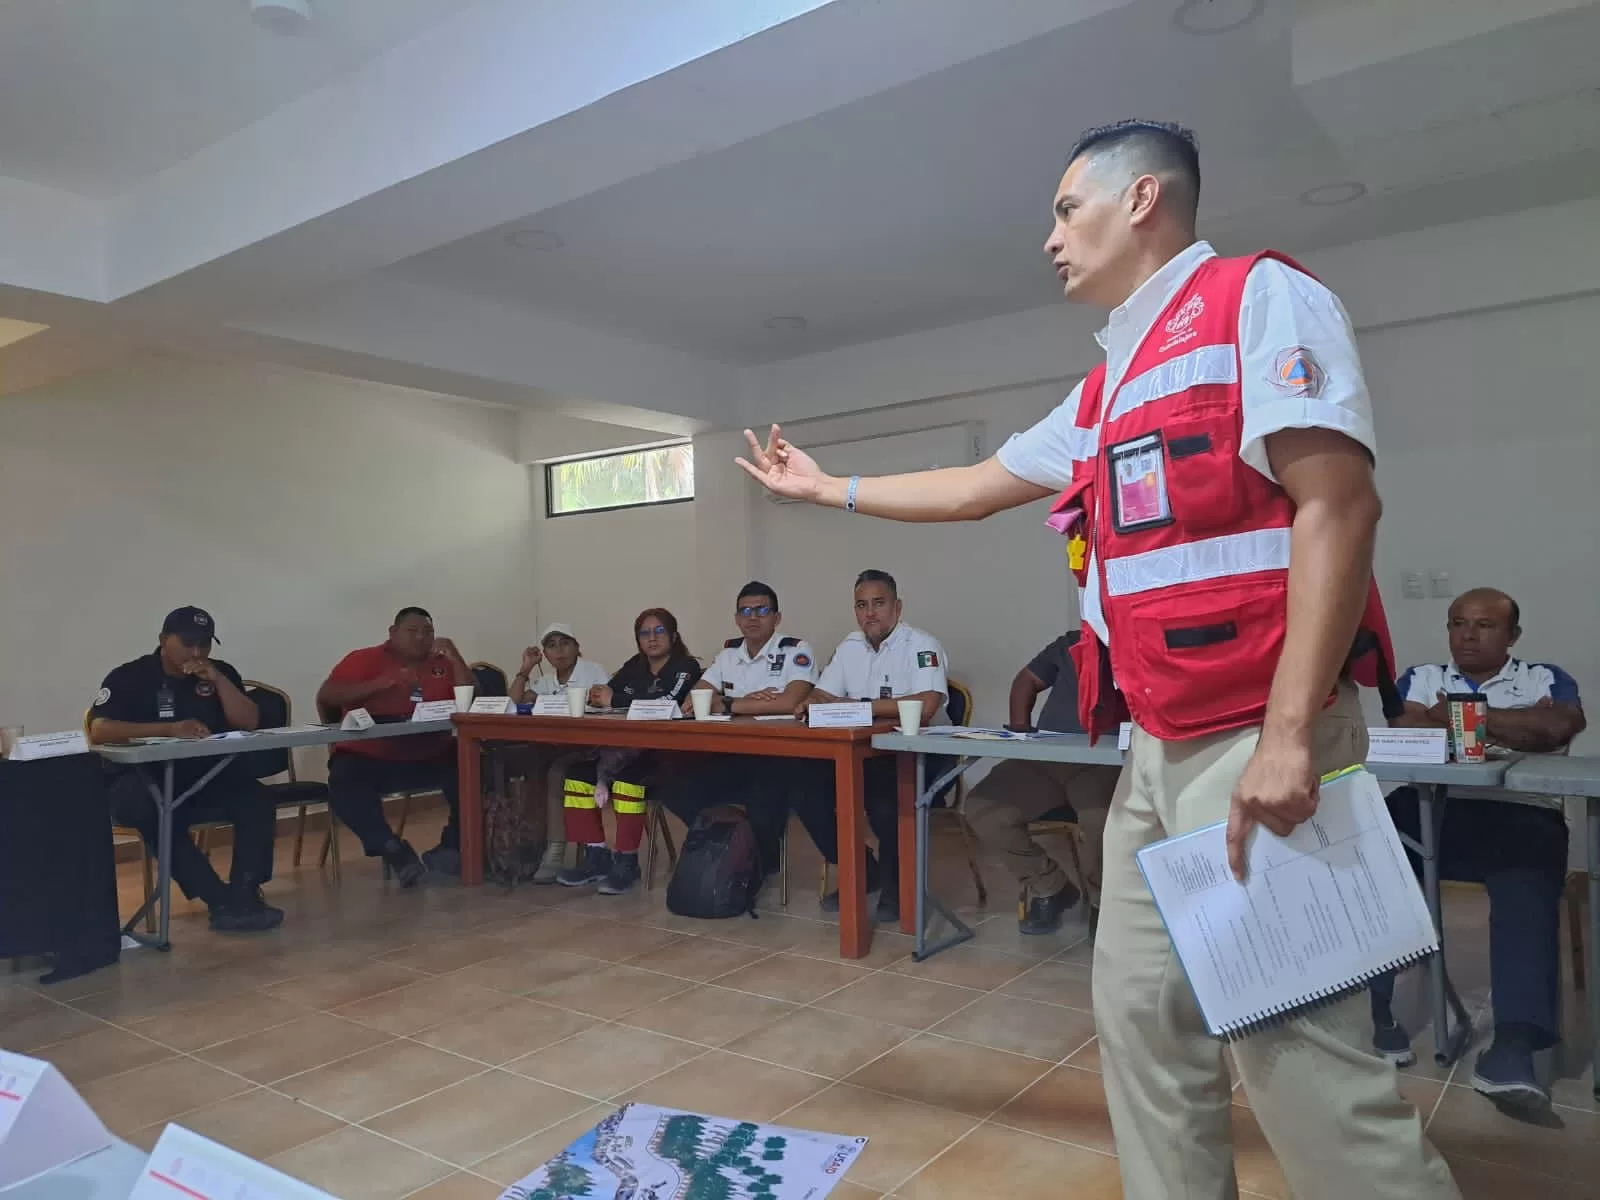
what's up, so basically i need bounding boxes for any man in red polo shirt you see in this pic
[317,606,473,885]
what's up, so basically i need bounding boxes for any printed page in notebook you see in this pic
[1135,767,1437,1038]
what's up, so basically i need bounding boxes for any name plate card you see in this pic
[808,702,874,729]
[129,1125,337,1200]
[532,694,578,716]
[470,696,515,715]
[7,731,90,761]
[1367,727,1450,764]
[412,699,458,722]
[627,699,680,721]
[339,708,375,732]
[0,1050,112,1189]
[1117,722,1133,752]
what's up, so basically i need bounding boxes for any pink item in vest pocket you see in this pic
[1044,506,1083,534]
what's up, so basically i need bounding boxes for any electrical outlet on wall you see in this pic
[1402,571,1426,599]
[1429,570,1452,599]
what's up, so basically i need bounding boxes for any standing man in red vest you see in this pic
[736,120,1457,1199]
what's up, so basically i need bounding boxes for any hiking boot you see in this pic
[1018,880,1079,936]
[598,851,641,896]
[209,885,285,934]
[820,851,882,914]
[558,844,612,888]
[381,838,425,888]
[532,841,567,885]
[421,843,461,876]
[1371,1019,1416,1068]
[875,890,900,925]
[1471,1034,1549,1110]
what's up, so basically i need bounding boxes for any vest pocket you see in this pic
[1163,414,1244,531]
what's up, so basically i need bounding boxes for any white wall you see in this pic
[0,355,536,743]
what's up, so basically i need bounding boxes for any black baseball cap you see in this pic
[161,606,220,644]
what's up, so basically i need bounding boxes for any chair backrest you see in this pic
[242,681,294,781]
[946,678,973,728]
[471,661,509,697]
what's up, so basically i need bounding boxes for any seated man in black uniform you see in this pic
[88,607,284,933]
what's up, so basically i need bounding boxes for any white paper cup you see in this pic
[567,685,587,717]
[453,684,476,713]
[0,726,21,758]
[897,699,923,736]
[690,689,714,720]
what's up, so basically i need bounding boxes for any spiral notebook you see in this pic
[1135,765,1437,1041]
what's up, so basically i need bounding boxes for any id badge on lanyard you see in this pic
[1108,432,1172,533]
[156,683,176,721]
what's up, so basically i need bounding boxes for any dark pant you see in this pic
[109,768,276,907]
[656,755,791,872]
[327,752,459,856]
[788,757,902,884]
[1369,786,1568,1048]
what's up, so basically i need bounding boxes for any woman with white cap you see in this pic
[510,623,609,882]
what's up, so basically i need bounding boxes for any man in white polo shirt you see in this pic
[1370,588,1585,1109]
[788,569,948,923]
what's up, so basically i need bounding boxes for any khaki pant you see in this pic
[1093,684,1460,1200]
[965,758,1118,905]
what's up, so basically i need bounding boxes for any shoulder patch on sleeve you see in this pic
[94,687,111,707]
[793,653,811,668]
[724,636,742,648]
[917,650,940,669]
[778,636,800,648]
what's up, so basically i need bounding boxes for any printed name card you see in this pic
[808,702,874,729]
[1117,722,1133,752]
[129,1125,337,1200]
[627,699,680,721]
[1366,727,1450,764]
[339,708,375,732]
[6,730,90,761]
[412,699,459,722]
[0,1049,112,1189]
[533,694,578,716]
[470,696,515,715]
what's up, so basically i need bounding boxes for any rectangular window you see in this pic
[544,442,695,517]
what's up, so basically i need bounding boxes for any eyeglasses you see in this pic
[736,605,774,618]
[637,626,669,639]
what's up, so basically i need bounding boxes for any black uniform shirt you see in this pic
[606,654,702,708]
[91,654,249,786]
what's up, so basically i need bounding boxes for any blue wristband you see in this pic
[846,475,861,513]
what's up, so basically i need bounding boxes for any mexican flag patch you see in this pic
[917,651,939,668]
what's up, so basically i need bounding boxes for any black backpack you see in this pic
[666,805,764,919]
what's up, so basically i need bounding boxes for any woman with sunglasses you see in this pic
[558,608,701,894]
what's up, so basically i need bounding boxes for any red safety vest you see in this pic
[1046,251,1397,741]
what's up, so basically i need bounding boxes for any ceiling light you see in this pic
[762,316,808,332]
[250,0,312,34]
[505,229,565,251]
[1173,0,1264,35]
[1300,181,1368,206]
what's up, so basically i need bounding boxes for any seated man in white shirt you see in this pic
[655,581,818,872]
[789,569,949,923]
[507,623,610,884]
[1369,588,1585,1110]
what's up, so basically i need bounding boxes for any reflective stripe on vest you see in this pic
[1102,528,1292,598]
[1106,343,1237,423]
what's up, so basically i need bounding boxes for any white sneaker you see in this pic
[533,841,567,885]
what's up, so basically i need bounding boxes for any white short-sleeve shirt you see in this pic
[531,658,610,696]
[818,622,949,721]
[700,635,819,698]
[995,240,1376,644]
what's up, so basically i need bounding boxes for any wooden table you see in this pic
[453,713,914,959]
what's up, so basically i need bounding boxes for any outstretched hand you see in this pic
[735,425,828,503]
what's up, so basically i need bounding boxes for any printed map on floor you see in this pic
[498,1103,866,1200]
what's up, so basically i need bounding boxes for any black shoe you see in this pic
[381,838,425,888]
[875,891,900,925]
[421,843,461,876]
[1371,1019,1416,1068]
[1471,1035,1549,1110]
[558,844,612,888]
[820,851,882,913]
[1017,880,1079,936]
[598,851,641,896]
[209,886,285,933]
[1087,903,1100,943]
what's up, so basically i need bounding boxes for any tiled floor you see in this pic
[4,811,1595,1198]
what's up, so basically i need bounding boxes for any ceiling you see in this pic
[392,0,1600,364]
[0,0,473,197]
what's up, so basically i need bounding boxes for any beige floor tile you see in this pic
[896,1121,1123,1198]
[378,935,521,975]
[263,961,424,1011]
[831,1183,883,1199]
[414,998,595,1065]
[620,1050,829,1122]
[32,1025,174,1087]
[1066,1036,1100,1073]
[472,1105,617,1187]
[1443,1151,1600,1200]
[814,973,983,1031]
[886,945,1034,992]
[68,973,257,1024]
[132,1087,344,1161]
[0,993,104,1052]
[128,989,309,1052]
[991,1064,1115,1153]
[783,921,916,969]
[846,1034,1050,1119]
[964,914,1084,961]
[448,950,609,996]
[196,1011,393,1084]
[276,1039,482,1122]
[621,937,773,983]
[403,1172,505,1200]
[1230,1104,1291,1199]
[1425,1079,1600,1182]
[531,920,686,963]
[689,912,814,952]
[506,1023,706,1098]
[726,1007,911,1080]
[78,1055,252,1136]
[267,1124,454,1200]
[618,983,797,1048]
[777,1083,979,1194]
[331,975,510,1036]
[366,1068,592,1167]
[710,953,874,1003]
[929,992,1097,1062]
[997,959,1095,1011]
[529,964,695,1019]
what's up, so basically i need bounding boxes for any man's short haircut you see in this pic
[393,606,432,625]
[1455,588,1520,630]
[1066,119,1200,223]
[737,581,779,610]
[855,569,898,598]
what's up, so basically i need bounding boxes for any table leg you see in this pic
[458,730,483,886]
[911,754,977,963]
[155,764,175,951]
[836,749,870,960]
[1588,795,1598,1101]
[1419,783,1471,1066]
[897,751,917,936]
